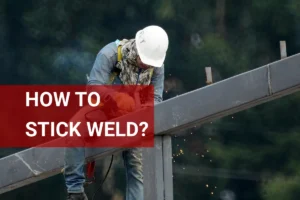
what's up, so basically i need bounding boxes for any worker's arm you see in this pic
[151,65,165,104]
[87,51,117,102]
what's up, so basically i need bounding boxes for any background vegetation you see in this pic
[0,0,300,199]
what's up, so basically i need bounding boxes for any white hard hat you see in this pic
[135,25,169,67]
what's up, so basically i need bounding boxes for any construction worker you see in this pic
[63,25,169,200]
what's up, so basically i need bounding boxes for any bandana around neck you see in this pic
[115,39,154,85]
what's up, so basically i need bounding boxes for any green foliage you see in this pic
[261,173,300,200]
[1,0,300,199]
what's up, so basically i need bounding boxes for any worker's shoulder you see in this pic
[97,40,118,61]
[152,64,165,75]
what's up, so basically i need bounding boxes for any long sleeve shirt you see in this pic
[87,40,164,104]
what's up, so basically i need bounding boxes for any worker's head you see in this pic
[135,25,169,69]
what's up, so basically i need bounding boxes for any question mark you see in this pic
[139,122,148,136]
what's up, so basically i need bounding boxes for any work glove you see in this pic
[111,92,136,114]
[89,92,136,118]
[98,92,136,119]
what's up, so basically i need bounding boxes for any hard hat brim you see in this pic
[138,51,165,67]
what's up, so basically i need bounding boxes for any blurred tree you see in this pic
[1,0,300,199]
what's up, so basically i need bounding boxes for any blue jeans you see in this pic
[64,147,143,200]
[63,106,143,200]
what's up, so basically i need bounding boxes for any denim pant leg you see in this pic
[64,147,86,193]
[63,104,109,194]
[123,148,144,200]
[63,106,90,194]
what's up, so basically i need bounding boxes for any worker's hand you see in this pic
[111,92,136,113]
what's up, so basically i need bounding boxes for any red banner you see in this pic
[0,85,154,147]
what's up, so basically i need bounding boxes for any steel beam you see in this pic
[0,53,300,194]
[162,136,173,200]
[142,137,164,200]
[142,135,174,200]
[154,54,300,136]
